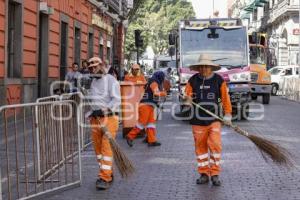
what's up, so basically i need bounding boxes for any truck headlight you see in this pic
[229,72,251,82]
[180,73,192,84]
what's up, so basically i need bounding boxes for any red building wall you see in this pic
[0,0,125,105]
[0,0,5,78]
[23,0,38,78]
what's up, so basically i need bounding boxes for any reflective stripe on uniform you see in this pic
[97,155,103,160]
[146,123,156,129]
[197,161,209,167]
[211,153,221,158]
[212,128,220,132]
[136,123,144,130]
[210,159,220,166]
[197,153,209,160]
[101,164,112,170]
[102,156,113,162]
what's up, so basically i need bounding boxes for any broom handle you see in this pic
[180,94,249,137]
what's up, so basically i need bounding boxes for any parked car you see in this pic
[268,65,300,95]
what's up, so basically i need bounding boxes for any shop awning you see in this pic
[243,0,269,11]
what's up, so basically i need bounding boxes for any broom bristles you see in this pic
[248,134,294,168]
[108,137,135,178]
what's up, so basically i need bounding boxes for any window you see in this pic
[7,1,22,78]
[107,40,111,63]
[295,67,299,75]
[253,9,258,21]
[88,32,94,59]
[99,32,103,59]
[285,68,293,76]
[74,27,81,65]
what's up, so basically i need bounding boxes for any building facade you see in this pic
[0,0,128,105]
[231,0,300,67]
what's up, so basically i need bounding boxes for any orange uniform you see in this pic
[185,73,232,176]
[127,81,166,143]
[90,116,119,182]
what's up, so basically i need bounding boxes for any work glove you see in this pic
[223,114,232,126]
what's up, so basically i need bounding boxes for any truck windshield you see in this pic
[181,27,248,68]
[250,46,266,65]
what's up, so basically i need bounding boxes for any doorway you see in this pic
[38,13,49,97]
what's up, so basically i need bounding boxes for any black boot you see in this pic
[196,174,209,184]
[148,141,161,147]
[126,136,133,147]
[96,178,112,190]
[211,175,221,186]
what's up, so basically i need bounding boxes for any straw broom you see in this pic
[182,95,294,168]
[99,126,135,178]
[80,87,135,178]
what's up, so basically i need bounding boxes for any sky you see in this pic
[188,0,228,18]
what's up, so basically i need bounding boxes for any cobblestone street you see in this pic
[47,96,300,200]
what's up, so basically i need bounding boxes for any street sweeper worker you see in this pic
[184,54,232,186]
[125,71,167,147]
[124,63,147,83]
[87,56,121,190]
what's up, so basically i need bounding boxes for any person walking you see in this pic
[184,54,232,186]
[87,56,121,190]
[125,71,167,147]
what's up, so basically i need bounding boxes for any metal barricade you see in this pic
[0,101,81,200]
[60,92,91,150]
[35,93,91,181]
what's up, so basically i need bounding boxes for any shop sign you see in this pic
[92,14,113,35]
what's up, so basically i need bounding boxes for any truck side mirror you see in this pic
[169,33,176,45]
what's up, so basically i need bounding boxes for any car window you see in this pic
[269,68,282,75]
[285,68,293,75]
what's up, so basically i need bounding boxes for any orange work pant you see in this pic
[90,116,119,182]
[192,121,222,176]
[127,104,157,143]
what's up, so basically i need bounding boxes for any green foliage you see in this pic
[124,0,195,61]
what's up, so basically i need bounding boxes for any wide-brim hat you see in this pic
[88,57,102,68]
[189,54,221,71]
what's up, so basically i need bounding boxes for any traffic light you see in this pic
[134,29,143,47]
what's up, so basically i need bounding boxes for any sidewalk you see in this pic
[47,97,300,200]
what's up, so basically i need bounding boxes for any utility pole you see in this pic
[137,46,139,64]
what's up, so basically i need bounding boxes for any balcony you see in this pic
[268,0,300,23]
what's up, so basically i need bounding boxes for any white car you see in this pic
[268,66,300,95]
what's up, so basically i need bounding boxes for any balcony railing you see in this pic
[269,0,300,23]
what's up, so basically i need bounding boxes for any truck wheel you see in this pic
[271,84,278,96]
[241,104,250,120]
[251,94,258,100]
[262,94,270,104]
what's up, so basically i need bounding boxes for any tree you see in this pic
[125,0,195,62]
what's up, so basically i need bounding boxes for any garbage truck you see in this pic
[169,18,251,120]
